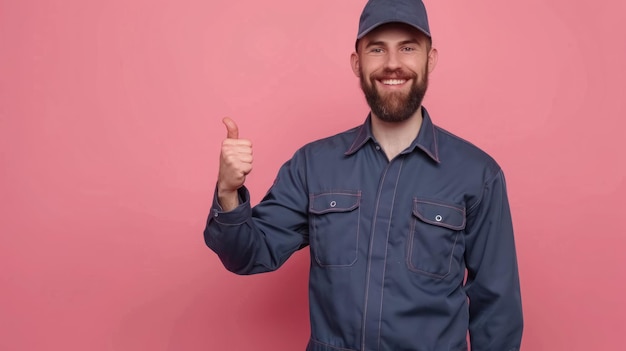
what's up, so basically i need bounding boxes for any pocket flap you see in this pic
[412,199,466,230]
[309,191,361,214]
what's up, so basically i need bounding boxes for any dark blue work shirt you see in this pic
[205,108,523,351]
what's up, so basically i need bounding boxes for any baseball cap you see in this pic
[357,0,431,40]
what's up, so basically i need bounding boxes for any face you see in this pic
[351,23,437,123]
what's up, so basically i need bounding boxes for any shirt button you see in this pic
[435,214,443,222]
[375,145,381,151]
[330,201,337,208]
[213,210,219,218]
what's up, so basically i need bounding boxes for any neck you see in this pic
[371,107,423,161]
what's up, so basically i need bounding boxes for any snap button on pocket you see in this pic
[330,201,337,208]
[435,214,442,222]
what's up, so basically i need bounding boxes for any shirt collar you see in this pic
[344,107,440,163]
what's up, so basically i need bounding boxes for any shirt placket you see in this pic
[361,156,404,351]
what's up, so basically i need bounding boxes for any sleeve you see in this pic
[203,150,310,275]
[464,168,523,351]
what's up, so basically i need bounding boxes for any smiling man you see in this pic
[355,23,432,125]
[204,0,523,350]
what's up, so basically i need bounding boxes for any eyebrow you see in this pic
[364,38,422,49]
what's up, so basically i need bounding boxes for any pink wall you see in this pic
[1,0,624,349]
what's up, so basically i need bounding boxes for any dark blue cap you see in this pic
[357,0,431,39]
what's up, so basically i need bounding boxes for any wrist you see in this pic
[217,187,240,212]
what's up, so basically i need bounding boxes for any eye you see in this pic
[369,47,384,54]
[401,46,416,52]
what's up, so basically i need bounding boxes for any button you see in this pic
[375,145,381,150]
[330,201,337,208]
[435,214,443,222]
[213,210,219,218]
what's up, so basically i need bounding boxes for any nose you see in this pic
[384,50,401,71]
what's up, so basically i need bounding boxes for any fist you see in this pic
[218,117,253,196]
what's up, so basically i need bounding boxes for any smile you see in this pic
[380,79,407,85]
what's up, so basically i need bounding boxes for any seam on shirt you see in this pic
[466,167,502,215]
[309,338,358,351]
[377,158,404,350]
[212,216,249,226]
[416,199,465,212]
[361,162,392,350]
[345,123,368,155]
[431,121,440,162]
[271,233,308,272]
[406,232,458,280]
[412,199,466,230]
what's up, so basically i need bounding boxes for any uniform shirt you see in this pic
[205,108,523,351]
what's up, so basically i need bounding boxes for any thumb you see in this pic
[222,117,239,139]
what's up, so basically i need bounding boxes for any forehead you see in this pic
[360,22,428,46]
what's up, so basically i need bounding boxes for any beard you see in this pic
[359,65,429,123]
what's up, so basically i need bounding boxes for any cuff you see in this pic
[208,186,252,225]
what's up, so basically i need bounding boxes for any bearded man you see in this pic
[204,0,523,350]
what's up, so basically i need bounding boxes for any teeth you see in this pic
[381,79,406,85]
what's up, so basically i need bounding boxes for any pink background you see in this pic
[1,0,625,349]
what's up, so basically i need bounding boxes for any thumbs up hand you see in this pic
[217,117,253,211]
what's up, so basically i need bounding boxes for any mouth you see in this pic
[380,79,408,86]
[375,77,411,90]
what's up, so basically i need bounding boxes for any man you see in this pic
[204,0,523,350]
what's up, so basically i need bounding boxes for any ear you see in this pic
[427,47,438,73]
[350,52,361,77]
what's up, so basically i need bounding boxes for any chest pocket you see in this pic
[309,191,361,267]
[407,198,466,279]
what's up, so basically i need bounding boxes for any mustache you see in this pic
[371,68,417,80]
